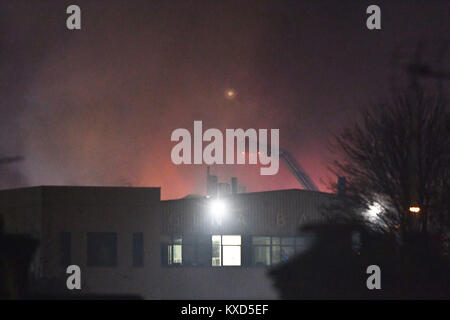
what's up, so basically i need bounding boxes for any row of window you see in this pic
[60,232,144,267]
[165,234,315,267]
[60,232,315,268]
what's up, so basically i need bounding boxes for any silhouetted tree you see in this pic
[329,87,449,249]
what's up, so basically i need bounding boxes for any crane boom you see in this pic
[279,149,318,191]
[252,138,319,191]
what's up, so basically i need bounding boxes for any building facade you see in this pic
[0,185,336,299]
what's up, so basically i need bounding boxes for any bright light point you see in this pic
[209,199,226,218]
[409,206,420,214]
[225,89,236,100]
[365,202,382,221]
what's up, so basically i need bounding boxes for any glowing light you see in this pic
[209,199,226,218]
[409,206,420,214]
[365,202,382,221]
[225,89,236,100]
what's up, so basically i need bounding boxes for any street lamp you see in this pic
[409,206,421,214]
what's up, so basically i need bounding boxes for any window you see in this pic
[252,236,271,266]
[132,232,144,267]
[168,236,182,265]
[251,235,315,266]
[212,235,241,266]
[280,237,295,262]
[351,231,362,254]
[87,232,117,267]
[60,232,71,266]
[212,235,221,266]
[166,235,211,266]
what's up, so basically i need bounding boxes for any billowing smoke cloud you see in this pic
[1,1,448,199]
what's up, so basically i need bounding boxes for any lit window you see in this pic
[168,236,182,265]
[212,235,241,266]
[212,235,221,266]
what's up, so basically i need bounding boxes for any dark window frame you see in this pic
[132,232,144,267]
[60,232,71,267]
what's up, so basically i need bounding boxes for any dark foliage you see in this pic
[269,223,450,299]
[328,87,449,247]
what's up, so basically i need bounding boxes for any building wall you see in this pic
[159,267,277,299]
[0,186,335,299]
[0,187,43,276]
[158,189,336,299]
[162,189,334,236]
[0,186,163,298]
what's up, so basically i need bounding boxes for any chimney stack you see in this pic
[231,177,238,195]
[206,166,218,197]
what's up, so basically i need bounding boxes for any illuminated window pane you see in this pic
[253,246,270,266]
[173,244,182,264]
[223,245,241,266]
[222,235,241,245]
[272,237,280,245]
[212,235,221,266]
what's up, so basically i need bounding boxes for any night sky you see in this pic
[0,1,448,199]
